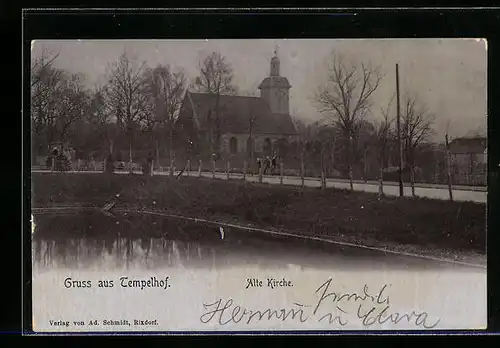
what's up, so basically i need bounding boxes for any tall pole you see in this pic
[396,64,404,197]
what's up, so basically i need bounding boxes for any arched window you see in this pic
[229,137,238,154]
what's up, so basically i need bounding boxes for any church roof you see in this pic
[449,137,486,154]
[258,76,292,90]
[179,92,297,135]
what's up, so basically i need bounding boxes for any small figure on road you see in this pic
[263,156,271,175]
[271,155,277,174]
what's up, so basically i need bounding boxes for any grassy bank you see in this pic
[31,172,486,254]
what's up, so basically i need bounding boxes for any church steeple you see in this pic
[258,45,291,115]
[270,46,280,76]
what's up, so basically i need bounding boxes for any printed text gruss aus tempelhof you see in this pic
[63,276,171,290]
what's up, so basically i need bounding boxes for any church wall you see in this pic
[221,132,300,155]
[221,133,250,154]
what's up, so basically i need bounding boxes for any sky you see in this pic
[31,39,487,140]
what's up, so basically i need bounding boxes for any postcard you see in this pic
[30,38,487,332]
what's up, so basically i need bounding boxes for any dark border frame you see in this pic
[22,8,500,335]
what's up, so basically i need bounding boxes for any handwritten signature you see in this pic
[200,278,441,329]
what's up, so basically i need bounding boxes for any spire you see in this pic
[270,46,280,76]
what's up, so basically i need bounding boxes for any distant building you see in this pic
[448,136,487,185]
[449,136,487,165]
[176,51,299,158]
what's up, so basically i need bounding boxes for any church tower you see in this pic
[258,48,292,115]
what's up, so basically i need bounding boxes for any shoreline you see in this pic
[31,172,486,260]
[31,205,486,268]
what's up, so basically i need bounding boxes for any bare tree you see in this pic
[31,48,60,88]
[315,52,383,190]
[31,59,63,154]
[104,51,149,171]
[66,85,112,160]
[143,64,188,168]
[374,94,396,196]
[444,121,454,201]
[92,87,112,150]
[54,73,90,144]
[31,55,89,157]
[194,52,236,155]
[401,92,436,196]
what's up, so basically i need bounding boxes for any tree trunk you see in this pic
[300,146,305,188]
[214,95,221,155]
[155,139,160,169]
[280,162,284,185]
[330,136,337,176]
[470,153,475,186]
[169,128,174,176]
[378,160,384,197]
[259,161,263,183]
[248,123,255,175]
[445,134,453,201]
[434,160,438,184]
[363,147,368,183]
[128,137,133,174]
[250,139,255,175]
[347,132,354,191]
[320,142,326,189]
[410,164,416,197]
[348,164,354,191]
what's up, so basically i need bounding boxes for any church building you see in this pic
[176,51,299,158]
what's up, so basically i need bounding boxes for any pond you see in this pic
[31,210,476,272]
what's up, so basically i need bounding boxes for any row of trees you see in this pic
[31,49,237,167]
[301,53,436,194]
[32,46,441,193]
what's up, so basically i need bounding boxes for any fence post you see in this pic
[321,168,326,189]
[212,159,216,179]
[187,159,191,177]
[259,162,263,183]
[300,158,305,188]
[280,162,284,185]
[198,160,202,177]
[150,161,154,176]
[445,134,454,201]
[226,161,230,180]
[378,164,384,196]
[243,160,247,181]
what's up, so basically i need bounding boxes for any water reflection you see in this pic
[33,237,220,270]
[31,211,315,270]
[31,211,469,271]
